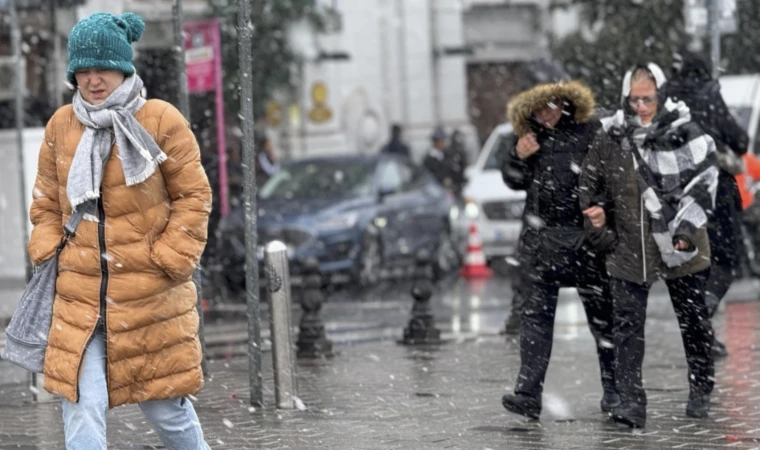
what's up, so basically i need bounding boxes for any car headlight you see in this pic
[464,199,480,219]
[313,212,359,231]
[504,200,525,221]
[449,205,460,221]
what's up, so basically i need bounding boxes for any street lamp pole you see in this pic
[298,59,307,157]
[9,0,29,283]
[237,0,264,407]
[708,0,722,79]
[50,1,62,108]
[173,0,191,120]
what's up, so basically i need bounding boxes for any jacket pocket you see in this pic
[146,236,169,277]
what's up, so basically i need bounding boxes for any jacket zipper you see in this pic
[97,198,110,400]
[73,199,109,403]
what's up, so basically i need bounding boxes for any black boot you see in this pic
[601,388,621,413]
[611,402,646,428]
[712,337,728,358]
[502,393,541,419]
[686,393,711,419]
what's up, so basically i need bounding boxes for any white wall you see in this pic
[433,0,469,126]
[292,0,477,162]
[463,2,547,63]
[0,128,44,281]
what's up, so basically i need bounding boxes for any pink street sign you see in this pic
[184,20,218,93]
[183,19,229,217]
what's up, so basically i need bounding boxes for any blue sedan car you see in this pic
[215,153,462,291]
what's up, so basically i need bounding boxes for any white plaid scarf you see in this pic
[603,99,719,268]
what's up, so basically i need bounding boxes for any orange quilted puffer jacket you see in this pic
[28,99,212,407]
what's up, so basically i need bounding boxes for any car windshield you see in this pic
[483,133,514,171]
[259,160,376,200]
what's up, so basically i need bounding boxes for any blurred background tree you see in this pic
[207,0,322,118]
[550,0,760,109]
[549,0,687,109]
[722,0,760,75]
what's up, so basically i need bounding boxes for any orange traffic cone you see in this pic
[459,223,493,279]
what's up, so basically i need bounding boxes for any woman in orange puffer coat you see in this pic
[27,12,212,449]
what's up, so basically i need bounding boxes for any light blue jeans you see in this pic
[61,331,211,449]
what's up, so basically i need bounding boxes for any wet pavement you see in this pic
[1,277,759,449]
[201,276,520,357]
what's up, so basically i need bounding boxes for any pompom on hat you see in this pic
[66,12,145,84]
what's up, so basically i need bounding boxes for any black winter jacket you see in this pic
[665,51,748,158]
[502,81,600,229]
[501,81,606,283]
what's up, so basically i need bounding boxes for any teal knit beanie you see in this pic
[67,12,145,84]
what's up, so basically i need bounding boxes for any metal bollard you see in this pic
[295,258,333,358]
[264,241,298,409]
[400,250,442,345]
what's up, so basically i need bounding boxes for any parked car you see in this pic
[462,123,525,266]
[213,154,463,294]
[719,74,760,153]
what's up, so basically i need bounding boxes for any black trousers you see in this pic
[705,172,743,316]
[705,264,733,318]
[515,269,615,398]
[610,271,714,406]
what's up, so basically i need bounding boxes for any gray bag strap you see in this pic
[57,208,86,252]
[63,208,86,237]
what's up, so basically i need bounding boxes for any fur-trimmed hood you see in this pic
[507,80,596,137]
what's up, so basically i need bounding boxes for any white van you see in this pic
[462,123,526,262]
[718,74,760,153]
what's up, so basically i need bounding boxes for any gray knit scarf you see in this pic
[68,75,166,221]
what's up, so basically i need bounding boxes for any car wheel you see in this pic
[433,226,460,281]
[356,228,382,287]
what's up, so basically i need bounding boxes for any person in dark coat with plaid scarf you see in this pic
[581,63,718,428]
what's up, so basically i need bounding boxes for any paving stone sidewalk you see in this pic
[1,294,759,449]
